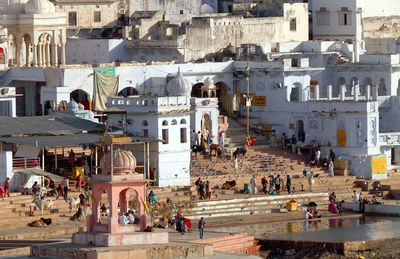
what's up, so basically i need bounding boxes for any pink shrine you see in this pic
[72,137,168,247]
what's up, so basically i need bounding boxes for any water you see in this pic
[214,217,400,242]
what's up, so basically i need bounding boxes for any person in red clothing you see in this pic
[4,178,10,197]
[76,174,84,192]
[0,185,4,201]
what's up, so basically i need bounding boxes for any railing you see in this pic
[13,157,41,169]
[379,133,400,146]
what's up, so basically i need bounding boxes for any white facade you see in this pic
[107,96,192,187]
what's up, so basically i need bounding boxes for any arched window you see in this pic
[142,120,148,126]
[180,119,186,124]
[162,120,168,126]
[171,119,177,125]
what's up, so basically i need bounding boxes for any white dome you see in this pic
[202,77,216,91]
[167,69,192,97]
[200,4,214,14]
[25,0,55,13]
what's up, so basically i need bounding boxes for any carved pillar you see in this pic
[366,84,371,101]
[107,187,119,233]
[52,43,58,67]
[354,84,359,102]
[33,44,37,67]
[46,43,50,67]
[327,85,332,101]
[340,85,346,102]
[60,43,66,65]
[314,85,319,100]
[25,43,31,67]
[37,42,42,67]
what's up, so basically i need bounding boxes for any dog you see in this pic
[233,148,247,158]
[28,217,52,227]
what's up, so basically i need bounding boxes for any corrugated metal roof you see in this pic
[0,113,103,136]
[0,134,103,148]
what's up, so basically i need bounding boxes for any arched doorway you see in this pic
[378,78,387,96]
[22,34,32,67]
[349,77,359,97]
[335,77,346,98]
[215,82,228,114]
[201,113,212,136]
[362,77,372,96]
[118,87,139,97]
[191,83,203,98]
[296,120,305,142]
[70,89,90,110]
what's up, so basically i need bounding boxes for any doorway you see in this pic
[296,120,305,142]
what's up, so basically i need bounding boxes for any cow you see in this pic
[66,197,80,212]
[32,197,53,216]
[233,147,247,158]
[209,144,219,156]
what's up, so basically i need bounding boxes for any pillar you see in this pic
[137,189,147,231]
[372,85,378,101]
[119,190,129,215]
[366,84,371,101]
[314,85,319,100]
[88,186,102,231]
[46,43,50,67]
[327,85,332,101]
[33,44,37,67]
[60,43,66,65]
[107,187,119,233]
[26,44,31,67]
[37,43,42,67]
[41,148,45,169]
[354,84,359,102]
[52,43,58,67]
[340,85,346,102]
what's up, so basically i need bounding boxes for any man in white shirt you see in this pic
[119,213,128,226]
[128,210,136,224]
[315,149,321,167]
[353,190,360,203]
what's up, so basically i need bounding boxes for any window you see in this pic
[317,13,330,25]
[290,18,296,31]
[291,58,298,67]
[171,119,177,125]
[142,120,148,126]
[68,11,77,26]
[180,128,187,143]
[94,11,101,23]
[180,10,183,14]
[162,120,168,126]
[180,119,186,124]
[162,129,169,144]
[143,129,148,137]
[338,12,351,25]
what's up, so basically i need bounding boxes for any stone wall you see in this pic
[363,16,400,39]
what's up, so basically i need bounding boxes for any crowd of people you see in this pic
[194,178,211,200]
[260,175,292,195]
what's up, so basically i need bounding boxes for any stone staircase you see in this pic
[193,232,261,255]
[225,117,269,148]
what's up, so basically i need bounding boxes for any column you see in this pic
[366,84,371,101]
[60,43,66,65]
[33,44,37,67]
[107,188,120,233]
[46,43,50,67]
[354,84,359,102]
[37,43,42,67]
[327,85,332,101]
[26,44,31,67]
[52,43,58,67]
[314,85,320,100]
[340,85,346,102]
[16,42,22,67]
[119,190,129,215]
[372,85,378,101]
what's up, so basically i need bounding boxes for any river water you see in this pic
[213,216,400,242]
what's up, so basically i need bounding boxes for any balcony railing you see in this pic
[13,157,41,169]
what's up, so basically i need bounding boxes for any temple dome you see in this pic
[167,68,192,97]
[202,77,216,91]
[25,0,55,13]
[101,149,137,175]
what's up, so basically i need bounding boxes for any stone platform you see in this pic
[31,241,213,259]
[72,231,168,247]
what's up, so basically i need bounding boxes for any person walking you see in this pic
[315,149,321,167]
[286,175,291,194]
[233,157,238,174]
[180,218,185,235]
[328,159,334,177]
[250,175,257,194]
[275,175,281,194]
[198,217,205,239]
[62,178,69,200]
[4,178,10,198]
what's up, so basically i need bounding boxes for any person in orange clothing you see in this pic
[4,178,10,197]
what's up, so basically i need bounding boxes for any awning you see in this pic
[0,134,103,148]
[14,168,64,182]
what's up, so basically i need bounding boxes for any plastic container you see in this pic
[286,201,297,211]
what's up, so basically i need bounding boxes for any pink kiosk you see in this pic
[72,137,168,247]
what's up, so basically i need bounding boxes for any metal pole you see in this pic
[143,143,146,179]
[246,44,250,134]
[147,142,150,181]
[95,146,98,175]
[110,143,113,178]
[42,148,45,169]
[54,147,58,169]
